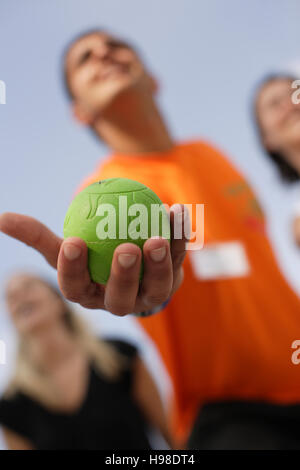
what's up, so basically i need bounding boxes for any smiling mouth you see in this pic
[97,63,130,81]
[287,110,300,123]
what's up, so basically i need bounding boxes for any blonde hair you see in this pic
[5,282,128,408]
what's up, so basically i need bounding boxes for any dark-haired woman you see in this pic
[254,72,300,246]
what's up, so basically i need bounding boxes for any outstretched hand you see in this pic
[0,205,187,316]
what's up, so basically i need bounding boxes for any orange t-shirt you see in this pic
[78,141,300,443]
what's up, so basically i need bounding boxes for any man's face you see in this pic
[65,32,152,118]
[256,78,300,159]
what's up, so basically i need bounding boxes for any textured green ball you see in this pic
[63,178,170,284]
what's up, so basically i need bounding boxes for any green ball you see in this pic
[63,178,170,284]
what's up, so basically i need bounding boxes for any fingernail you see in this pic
[63,243,81,261]
[150,246,166,262]
[118,253,137,268]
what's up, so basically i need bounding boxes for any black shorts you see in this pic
[187,400,300,450]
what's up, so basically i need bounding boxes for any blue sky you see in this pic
[1,0,300,448]
[1,0,300,300]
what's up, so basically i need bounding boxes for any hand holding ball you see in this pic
[63,178,170,284]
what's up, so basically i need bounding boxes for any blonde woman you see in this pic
[0,273,171,450]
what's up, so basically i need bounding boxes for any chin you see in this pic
[287,133,300,149]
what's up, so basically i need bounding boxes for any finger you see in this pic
[0,212,62,269]
[138,237,173,308]
[172,266,184,294]
[104,243,142,316]
[170,204,188,280]
[57,237,105,308]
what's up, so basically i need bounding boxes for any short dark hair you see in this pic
[253,74,299,183]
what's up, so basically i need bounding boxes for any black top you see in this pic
[0,340,151,450]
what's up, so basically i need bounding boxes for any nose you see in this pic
[93,41,110,60]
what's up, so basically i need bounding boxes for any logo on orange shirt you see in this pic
[225,182,265,233]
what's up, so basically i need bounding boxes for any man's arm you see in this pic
[0,204,186,316]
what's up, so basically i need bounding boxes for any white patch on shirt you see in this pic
[189,241,251,280]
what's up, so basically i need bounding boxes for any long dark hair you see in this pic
[253,74,299,183]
